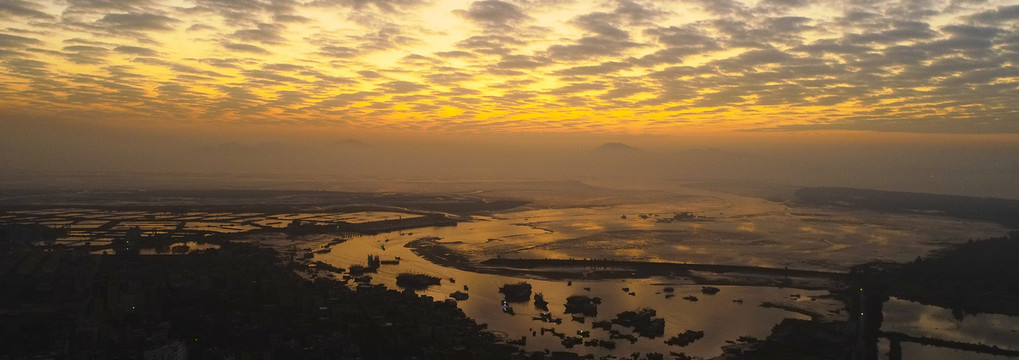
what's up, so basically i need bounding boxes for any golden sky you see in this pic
[1,0,1018,134]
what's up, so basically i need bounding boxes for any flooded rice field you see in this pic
[1,208,417,245]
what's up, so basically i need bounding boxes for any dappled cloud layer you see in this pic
[2,0,1018,133]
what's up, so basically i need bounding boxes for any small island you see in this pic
[665,330,705,347]
[395,273,441,290]
[611,308,665,338]
[499,282,533,302]
[564,295,600,316]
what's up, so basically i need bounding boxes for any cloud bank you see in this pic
[1,0,1018,133]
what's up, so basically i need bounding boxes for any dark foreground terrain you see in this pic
[0,242,518,360]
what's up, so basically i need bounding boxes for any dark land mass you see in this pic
[852,231,1019,317]
[349,213,457,233]
[499,282,533,302]
[0,242,520,359]
[794,187,1019,228]
[481,258,844,282]
[563,295,599,317]
[268,213,459,237]
[408,238,767,282]
[716,319,855,360]
[664,330,704,347]
[405,237,476,269]
[842,232,1019,360]
[880,331,1019,357]
[469,233,1019,359]
[610,309,665,338]
[0,224,64,244]
[395,273,442,290]
[759,301,825,320]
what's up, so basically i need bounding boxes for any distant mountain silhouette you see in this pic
[590,142,642,156]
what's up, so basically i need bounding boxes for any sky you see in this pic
[1,0,1019,134]
[1,0,1019,197]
